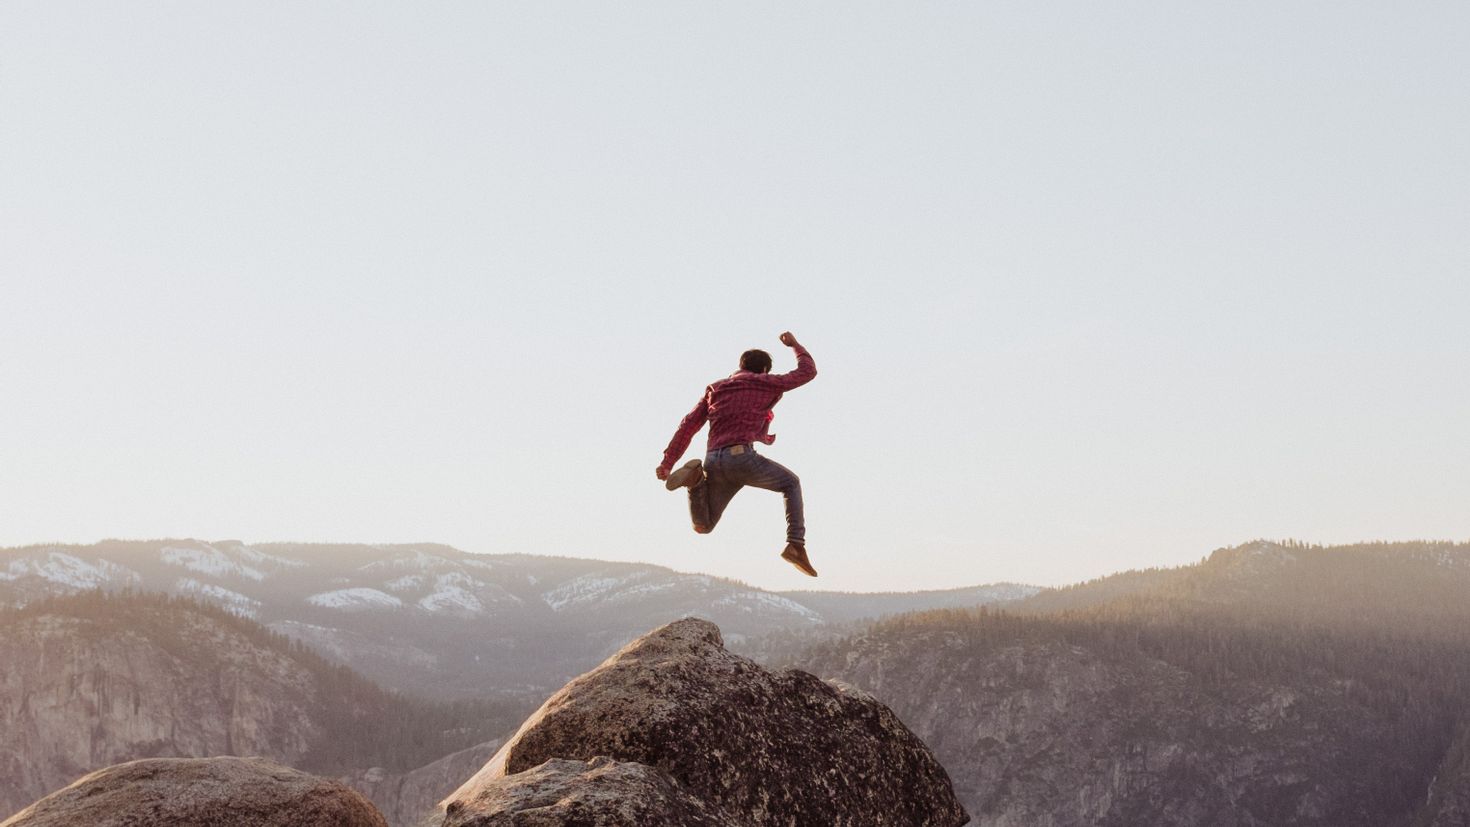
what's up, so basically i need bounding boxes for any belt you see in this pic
[713,443,752,455]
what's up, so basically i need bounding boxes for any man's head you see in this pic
[740,349,773,374]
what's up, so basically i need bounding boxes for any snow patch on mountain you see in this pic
[308,587,404,610]
[357,549,453,573]
[601,579,684,603]
[416,572,522,614]
[714,590,822,621]
[0,552,139,589]
[160,545,266,581]
[418,584,483,614]
[175,577,261,618]
[543,575,638,611]
[385,574,427,593]
[228,544,306,570]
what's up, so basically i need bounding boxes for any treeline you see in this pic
[1,590,524,773]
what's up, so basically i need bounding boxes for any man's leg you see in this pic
[689,458,743,534]
[740,453,805,547]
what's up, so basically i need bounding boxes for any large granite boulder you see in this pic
[1,756,388,827]
[442,618,968,827]
[444,757,742,827]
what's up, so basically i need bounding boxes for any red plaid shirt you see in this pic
[659,346,817,474]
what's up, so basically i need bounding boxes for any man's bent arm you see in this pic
[658,394,710,474]
[763,344,817,392]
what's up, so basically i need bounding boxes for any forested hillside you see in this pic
[785,540,1470,826]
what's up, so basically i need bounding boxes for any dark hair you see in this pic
[740,349,773,374]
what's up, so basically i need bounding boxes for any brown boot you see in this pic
[781,543,817,577]
[664,459,704,491]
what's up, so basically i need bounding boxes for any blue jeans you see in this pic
[689,444,805,545]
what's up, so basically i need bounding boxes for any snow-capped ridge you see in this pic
[175,578,261,618]
[307,588,404,610]
[0,552,139,589]
[160,545,267,582]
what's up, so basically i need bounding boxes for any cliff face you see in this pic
[796,617,1466,826]
[811,637,1404,826]
[442,618,968,827]
[0,593,509,824]
[0,608,322,818]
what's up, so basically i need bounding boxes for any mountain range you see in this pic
[7,537,1470,825]
[0,539,1035,702]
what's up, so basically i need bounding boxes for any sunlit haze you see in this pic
[3,2,1468,591]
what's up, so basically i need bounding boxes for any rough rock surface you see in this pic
[1,756,388,827]
[442,618,967,827]
[444,757,743,827]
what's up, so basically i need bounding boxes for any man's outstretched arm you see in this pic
[656,394,710,480]
[762,331,817,392]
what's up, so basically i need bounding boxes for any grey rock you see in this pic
[443,618,967,827]
[0,756,388,827]
[444,757,744,827]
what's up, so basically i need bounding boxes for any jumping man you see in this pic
[656,331,819,577]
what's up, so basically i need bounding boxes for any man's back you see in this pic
[654,332,820,578]
[705,350,815,450]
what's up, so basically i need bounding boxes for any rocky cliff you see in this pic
[442,618,968,826]
[0,598,323,817]
[0,592,509,823]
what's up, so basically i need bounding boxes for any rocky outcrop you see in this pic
[446,757,742,827]
[0,756,388,827]
[441,618,968,827]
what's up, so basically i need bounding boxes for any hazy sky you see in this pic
[3,2,1468,592]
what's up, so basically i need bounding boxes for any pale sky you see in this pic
[3,2,1468,592]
